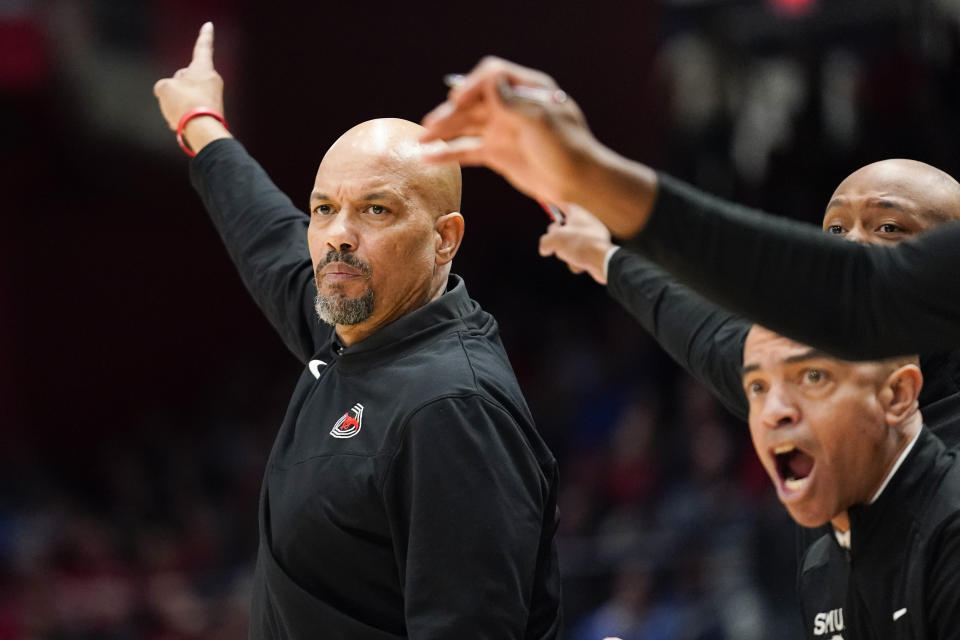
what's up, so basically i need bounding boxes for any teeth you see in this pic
[784,477,807,491]
[774,444,796,455]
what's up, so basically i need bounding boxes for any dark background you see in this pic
[2,0,959,637]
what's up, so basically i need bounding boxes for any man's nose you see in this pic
[325,212,358,252]
[759,386,799,429]
[843,224,869,244]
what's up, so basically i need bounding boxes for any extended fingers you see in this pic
[422,80,496,142]
[456,57,557,104]
[538,224,565,256]
[423,56,557,141]
[419,137,487,166]
[188,22,215,71]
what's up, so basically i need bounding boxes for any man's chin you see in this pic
[314,290,375,326]
[785,503,832,529]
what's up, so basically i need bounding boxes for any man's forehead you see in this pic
[309,179,405,202]
[826,160,960,223]
[313,119,462,213]
[315,141,428,185]
[743,327,836,370]
[323,120,428,171]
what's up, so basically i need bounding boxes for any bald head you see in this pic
[307,118,467,346]
[321,118,462,216]
[832,159,960,225]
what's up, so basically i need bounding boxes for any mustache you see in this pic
[315,250,372,279]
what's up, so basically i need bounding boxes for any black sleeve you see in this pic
[382,395,549,639]
[606,248,750,420]
[626,173,960,360]
[189,138,328,363]
[926,515,960,639]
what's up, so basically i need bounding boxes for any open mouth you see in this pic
[773,443,815,492]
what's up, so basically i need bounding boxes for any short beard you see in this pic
[314,250,375,326]
[314,288,375,326]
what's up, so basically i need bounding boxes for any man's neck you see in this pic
[335,275,449,346]
[866,420,922,505]
[831,512,850,534]
[830,417,923,541]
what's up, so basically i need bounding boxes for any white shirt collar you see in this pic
[868,427,922,505]
[834,528,851,549]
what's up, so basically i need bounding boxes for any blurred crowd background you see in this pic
[4,0,960,637]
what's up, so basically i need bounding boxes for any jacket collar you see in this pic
[920,386,960,448]
[320,274,483,372]
[846,427,947,553]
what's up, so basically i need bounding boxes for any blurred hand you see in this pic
[153,22,230,153]
[420,57,599,206]
[539,204,616,285]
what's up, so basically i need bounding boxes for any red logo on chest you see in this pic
[330,403,364,438]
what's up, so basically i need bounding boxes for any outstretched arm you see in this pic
[606,250,750,419]
[539,205,749,419]
[628,175,960,359]
[422,57,960,359]
[154,24,326,362]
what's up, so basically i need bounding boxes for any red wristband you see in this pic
[176,107,229,157]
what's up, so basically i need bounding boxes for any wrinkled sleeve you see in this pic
[189,139,327,363]
[606,249,749,419]
[382,395,550,639]
[627,173,960,359]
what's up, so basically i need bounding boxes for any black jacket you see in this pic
[605,247,960,443]
[797,427,960,640]
[605,202,960,631]
[189,139,562,639]
[627,174,960,359]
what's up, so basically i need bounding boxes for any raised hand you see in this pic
[153,22,230,153]
[538,204,616,284]
[420,57,598,206]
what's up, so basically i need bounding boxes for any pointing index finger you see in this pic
[188,22,214,71]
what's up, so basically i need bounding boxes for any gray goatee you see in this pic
[314,250,375,325]
[314,288,375,326]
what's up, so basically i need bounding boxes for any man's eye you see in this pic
[876,223,902,234]
[368,204,388,215]
[803,369,826,384]
[826,225,845,235]
[745,380,766,396]
[313,204,334,215]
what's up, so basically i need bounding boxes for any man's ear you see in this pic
[883,364,923,426]
[435,212,465,266]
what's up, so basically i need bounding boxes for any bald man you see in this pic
[536,159,960,444]
[153,25,561,639]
